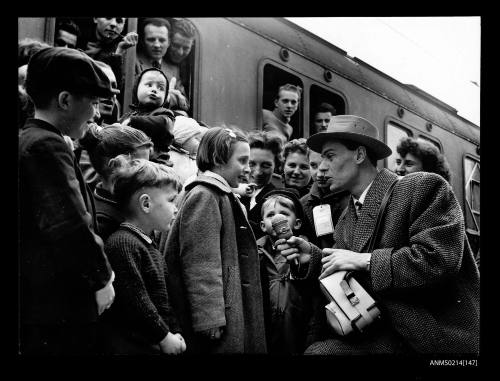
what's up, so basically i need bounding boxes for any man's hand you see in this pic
[159,332,186,354]
[198,327,224,341]
[319,249,371,279]
[275,236,312,265]
[95,271,115,315]
[115,32,139,55]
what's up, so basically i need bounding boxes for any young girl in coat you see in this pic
[165,126,267,354]
[102,155,186,355]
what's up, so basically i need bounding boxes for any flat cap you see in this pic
[25,47,119,99]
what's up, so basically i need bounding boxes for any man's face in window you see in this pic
[54,29,78,49]
[167,32,194,64]
[275,90,299,120]
[94,18,126,42]
[143,24,169,62]
[313,111,332,133]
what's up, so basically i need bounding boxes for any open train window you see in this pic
[136,17,196,115]
[385,122,412,172]
[464,156,480,258]
[262,64,303,140]
[309,84,346,136]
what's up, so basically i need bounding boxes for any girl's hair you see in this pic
[109,155,182,212]
[248,130,284,171]
[79,124,153,180]
[283,138,310,160]
[196,126,248,172]
[396,137,452,182]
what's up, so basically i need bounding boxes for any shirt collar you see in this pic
[120,222,153,245]
[353,181,373,205]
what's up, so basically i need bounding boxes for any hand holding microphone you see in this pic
[271,213,299,266]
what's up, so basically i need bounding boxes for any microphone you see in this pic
[271,214,299,266]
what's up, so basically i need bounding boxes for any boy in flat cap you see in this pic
[276,115,480,354]
[19,47,117,354]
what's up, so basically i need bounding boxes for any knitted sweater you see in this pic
[104,225,180,345]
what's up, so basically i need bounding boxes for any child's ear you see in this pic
[138,193,151,213]
[293,218,302,230]
[260,221,267,233]
[57,91,71,110]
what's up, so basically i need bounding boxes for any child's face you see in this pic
[284,152,311,189]
[146,184,179,231]
[260,199,301,238]
[216,141,250,188]
[137,71,167,108]
[249,148,275,188]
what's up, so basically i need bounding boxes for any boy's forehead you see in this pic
[262,196,295,213]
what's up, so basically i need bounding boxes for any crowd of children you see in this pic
[19,45,351,356]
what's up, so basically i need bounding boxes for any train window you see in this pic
[309,84,346,136]
[262,64,303,140]
[464,156,480,258]
[136,17,195,115]
[385,122,412,172]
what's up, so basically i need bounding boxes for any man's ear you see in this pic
[93,18,98,24]
[274,98,279,108]
[293,218,302,231]
[57,91,71,110]
[355,146,367,164]
[138,193,151,213]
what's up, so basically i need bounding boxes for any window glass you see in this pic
[262,64,303,140]
[464,157,480,233]
[309,84,346,137]
[386,122,412,172]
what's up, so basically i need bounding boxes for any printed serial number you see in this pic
[429,359,478,366]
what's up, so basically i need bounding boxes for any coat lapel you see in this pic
[351,169,399,253]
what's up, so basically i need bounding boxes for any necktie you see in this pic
[152,60,161,69]
[354,200,363,217]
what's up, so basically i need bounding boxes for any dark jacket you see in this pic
[19,119,112,324]
[93,183,124,242]
[165,174,267,353]
[258,235,316,354]
[302,169,480,354]
[300,183,349,249]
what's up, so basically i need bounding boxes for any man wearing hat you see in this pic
[19,47,118,354]
[276,115,479,354]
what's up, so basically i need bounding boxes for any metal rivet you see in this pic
[397,107,404,118]
[279,48,290,62]
[426,122,432,132]
[324,70,333,82]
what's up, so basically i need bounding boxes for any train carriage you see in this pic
[18,17,480,256]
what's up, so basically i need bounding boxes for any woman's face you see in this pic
[394,152,423,176]
[284,152,311,189]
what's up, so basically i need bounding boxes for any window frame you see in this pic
[463,154,480,234]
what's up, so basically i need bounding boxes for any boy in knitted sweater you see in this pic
[102,155,186,354]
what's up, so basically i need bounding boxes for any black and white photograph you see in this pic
[16,16,482,375]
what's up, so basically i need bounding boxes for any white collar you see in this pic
[353,181,373,206]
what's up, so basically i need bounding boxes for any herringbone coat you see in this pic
[305,169,480,354]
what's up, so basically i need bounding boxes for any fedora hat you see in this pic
[307,115,392,159]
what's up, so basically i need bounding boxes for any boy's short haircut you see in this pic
[283,138,310,160]
[314,102,336,116]
[260,188,303,220]
[276,84,302,101]
[248,130,283,170]
[109,155,182,213]
[196,126,248,172]
[172,18,196,39]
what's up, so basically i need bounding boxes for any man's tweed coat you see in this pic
[304,169,479,354]
[165,174,267,354]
